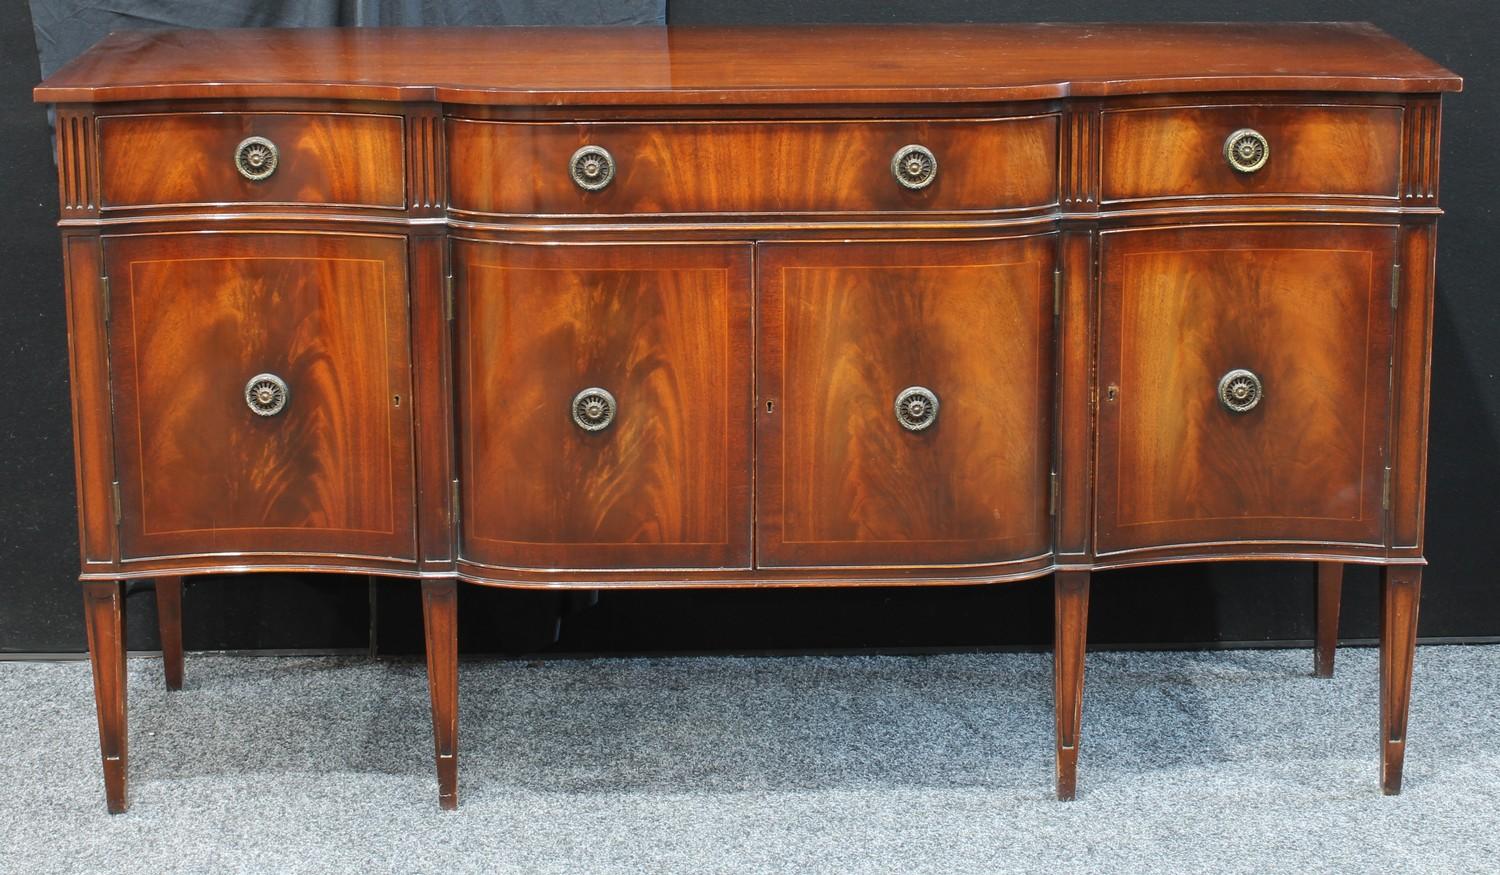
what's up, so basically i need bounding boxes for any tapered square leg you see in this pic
[1314,562,1343,678]
[1379,565,1421,795]
[1053,570,1090,801]
[422,578,459,810]
[82,581,128,814]
[155,576,185,691]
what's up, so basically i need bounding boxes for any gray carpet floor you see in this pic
[2,645,1498,874]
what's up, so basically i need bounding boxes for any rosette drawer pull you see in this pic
[1223,128,1270,173]
[894,386,939,431]
[570,146,616,191]
[235,136,279,181]
[891,144,938,190]
[1218,368,1263,414]
[245,373,289,416]
[571,387,617,431]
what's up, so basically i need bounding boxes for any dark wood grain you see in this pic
[1315,562,1343,678]
[83,581,128,813]
[1380,565,1421,794]
[98,111,405,211]
[104,231,416,561]
[448,116,1057,217]
[422,578,459,810]
[34,24,1461,106]
[1053,570,1089,801]
[756,236,1054,567]
[1095,223,1396,555]
[1101,103,1403,204]
[456,241,753,570]
[155,575,184,691]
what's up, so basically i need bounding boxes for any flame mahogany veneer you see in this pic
[36,23,1460,812]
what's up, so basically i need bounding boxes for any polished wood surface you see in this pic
[82,582,128,813]
[155,576,184,691]
[34,24,1461,106]
[448,116,1057,217]
[1095,223,1396,555]
[36,24,1454,809]
[98,111,405,210]
[1101,103,1404,204]
[1315,562,1344,678]
[757,236,1054,567]
[104,232,416,562]
[456,241,753,570]
[422,579,459,810]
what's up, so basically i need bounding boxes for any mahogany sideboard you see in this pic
[34,23,1461,812]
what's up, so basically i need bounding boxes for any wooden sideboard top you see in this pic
[35,23,1460,106]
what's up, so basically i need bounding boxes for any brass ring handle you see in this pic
[1218,368,1263,414]
[570,146,616,191]
[245,373,289,416]
[1223,128,1269,173]
[235,136,279,181]
[571,387,617,431]
[891,144,938,190]
[895,386,939,431]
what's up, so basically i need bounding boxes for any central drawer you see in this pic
[447,116,1058,217]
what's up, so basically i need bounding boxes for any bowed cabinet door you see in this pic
[104,231,416,562]
[756,235,1056,568]
[455,241,754,571]
[1095,223,1397,557]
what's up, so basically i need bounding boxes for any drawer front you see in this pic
[448,116,1058,217]
[1101,104,1403,204]
[98,112,406,210]
[104,232,416,561]
[456,241,753,570]
[756,236,1055,568]
[1095,224,1396,555]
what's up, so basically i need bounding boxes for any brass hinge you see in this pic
[1053,268,1062,317]
[1391,263,1402,310]
[450,478,461,526]
[1382,466,1392,511]
[1048,469,1059,516]
[111,480,121,525]
[444,273,455,321]
[100,275,110,324]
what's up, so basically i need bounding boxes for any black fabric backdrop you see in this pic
[3,0,1495,656]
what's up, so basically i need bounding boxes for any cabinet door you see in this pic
[455,242,753,570]
[757,236,1056,568]
[1095,224,1396,555]
[105,232,415,561]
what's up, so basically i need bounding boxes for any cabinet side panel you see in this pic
[64,234,117,567]
[1391,223,1436,551]
[1056,228,1095,558]
[410,231,454,566]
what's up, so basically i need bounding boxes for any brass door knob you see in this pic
[1223,128,1269,173]
[891,144,938,190]
[1218,368,1263,414]
[235,136,279,181]
[245,373,289,416]
[572,387,617,431]
[895,386,940,431]
[570,146,616,191]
